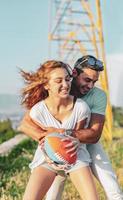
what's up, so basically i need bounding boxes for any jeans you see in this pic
[46,142,123,200]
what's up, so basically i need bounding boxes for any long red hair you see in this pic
[20,60,72,109]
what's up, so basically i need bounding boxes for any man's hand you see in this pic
[61,136,80,157]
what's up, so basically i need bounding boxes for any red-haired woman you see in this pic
[21,60,98,200]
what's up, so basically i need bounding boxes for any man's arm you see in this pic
[18,111,47,141]
[18,112,65,142]
[73,113,105,144]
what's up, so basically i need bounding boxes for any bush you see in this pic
[0,119,12,132]
[112,106,123,127]
[0,119,18,144]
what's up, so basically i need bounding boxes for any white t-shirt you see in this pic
[30,99,90,130]
[29,98,91,172]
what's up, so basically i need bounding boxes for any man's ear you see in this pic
[44,83,49,90]
[76,68,83,76]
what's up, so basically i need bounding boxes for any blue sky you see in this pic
[0,0,123,106]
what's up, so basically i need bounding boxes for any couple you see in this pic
[19,55,123,200]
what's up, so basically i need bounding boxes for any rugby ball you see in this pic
[44,132,77,165]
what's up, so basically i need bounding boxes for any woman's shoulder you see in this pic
[30,100,46,120]
[30,100,45,111]
[76,98,88,106]
[75,98,90,112]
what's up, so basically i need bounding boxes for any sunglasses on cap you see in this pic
[75,57,104,71]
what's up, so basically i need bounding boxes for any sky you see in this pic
[0,0,123,107]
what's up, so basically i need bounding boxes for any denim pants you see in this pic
[46,142,123,200]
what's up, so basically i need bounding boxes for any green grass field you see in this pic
[0,128,123,200]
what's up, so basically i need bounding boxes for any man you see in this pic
[19,55,123,200]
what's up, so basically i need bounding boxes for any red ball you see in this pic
[44,133,77,165]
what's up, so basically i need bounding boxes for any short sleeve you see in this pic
[91,89,107,115]
[30,102,43,124]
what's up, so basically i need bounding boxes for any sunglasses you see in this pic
[76,57,104,71]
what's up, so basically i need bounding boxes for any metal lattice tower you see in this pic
[48,0,112,140]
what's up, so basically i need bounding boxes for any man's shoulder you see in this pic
[91,87,106,96]
[88,87,107,102]
[88,87,107,114]
[81,87,107,114]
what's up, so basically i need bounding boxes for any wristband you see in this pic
[65,129,72,136]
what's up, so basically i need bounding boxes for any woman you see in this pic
[21,60,98,200]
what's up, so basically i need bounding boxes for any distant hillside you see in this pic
[0,94,24,114]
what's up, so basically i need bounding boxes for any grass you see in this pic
[0,129,123,200]
[0,139,37,200]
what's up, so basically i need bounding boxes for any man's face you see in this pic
[75,68,99,95]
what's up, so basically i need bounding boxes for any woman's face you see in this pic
[45,68,72,98]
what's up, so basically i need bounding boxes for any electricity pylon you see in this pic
[48,0,112,140]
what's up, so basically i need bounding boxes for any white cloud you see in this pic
[106,54,123,107]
